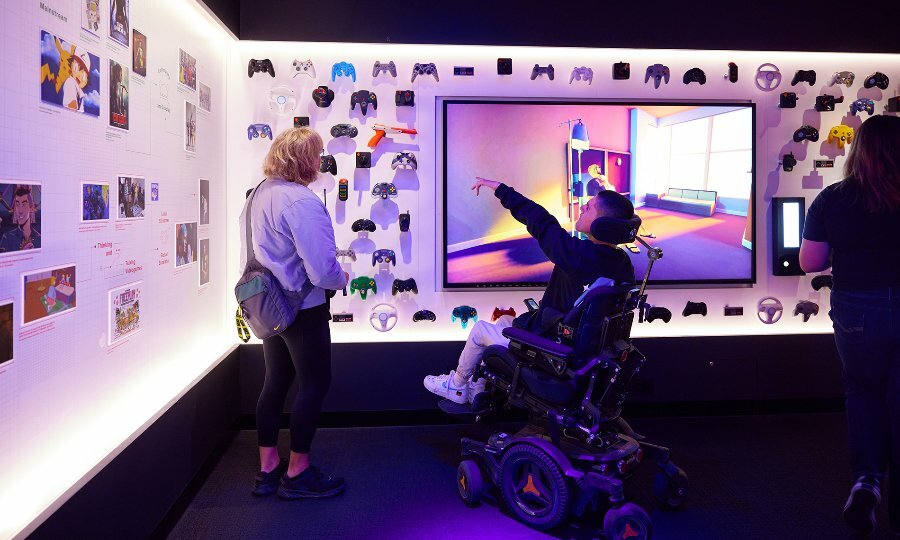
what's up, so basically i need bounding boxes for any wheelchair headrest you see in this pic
[590,216,642,245]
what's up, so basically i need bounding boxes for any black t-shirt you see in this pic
[803,178,900,290]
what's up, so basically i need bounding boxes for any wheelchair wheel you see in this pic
[457,460,484,505]
[603,503,652,540]
[652,464,689,509]
[499,443,570,531]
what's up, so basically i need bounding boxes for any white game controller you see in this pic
[292,59,315,78]
[569,66,593,85]
[754,63,782,91]
[757,296,784,324]
[268,85,297,115]
[369,303,398,332]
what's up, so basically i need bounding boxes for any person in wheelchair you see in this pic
[424,176,636,404]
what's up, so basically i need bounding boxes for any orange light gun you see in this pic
[368,124,418,148]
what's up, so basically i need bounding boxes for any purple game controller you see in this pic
[530,64,554,80]
[350,90,378,115]
[372,249,396,266]
[331,62,356,82]
[644,64,670,88]
[371,182,398,199]
[373,61,397,78]
[248,59,275,78]
[850,98,875,116]
[247,123,272,140]
[411,63,439,83]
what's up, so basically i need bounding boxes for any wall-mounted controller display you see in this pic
[771,197,805,276]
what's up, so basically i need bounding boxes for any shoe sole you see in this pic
[843,489,877,534]
[277,484,345,500]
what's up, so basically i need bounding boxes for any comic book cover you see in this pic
[22,264,76,326]
[0,182,41,256]
[109,0,130,47]
[81,182,109,221]
[132,29,147,77]
[109,59,129,130]
[40,30,100,117]
[81,0,101,36]
[108,281,141,345]
[178,48,196,91]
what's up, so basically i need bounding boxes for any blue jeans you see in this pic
[830,287,900,529]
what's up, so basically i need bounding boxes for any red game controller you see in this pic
[491,307,516,321]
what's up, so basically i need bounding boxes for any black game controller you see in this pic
[395,90,415,107]
[312,86,335,108]
[682,301,707,317]
[399,211,410,232]
[330,124,358,138]
[248,58,275,78]
[530,64,554,80]
[779,92,798,108]
[320,154,337,175]
[791,69,816,86]
[356,152,371,169]
[645,306,672,323]
[372,249,396,266]
[613,62,630,80]
[782,153,797,172]
[815,94,845,112]
[794,301,819,322]
[392,278,418,295]
[294,116,310,127]
[863,72,889,90]
[726,62,738,83]
[351,219,376,233]
[793,125,820,143]
[413,309,436,322]
[350,90,378,115]
[811,274,833,291]
[497,58,513,75]
[683,67,707,85]
[888,97,900,113]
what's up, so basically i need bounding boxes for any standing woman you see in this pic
[800,115,900,536]
[239,127,349,499]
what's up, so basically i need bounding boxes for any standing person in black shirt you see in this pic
[800,115,900,536]
[424,177,635,404]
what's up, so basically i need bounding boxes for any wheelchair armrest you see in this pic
[502,327,576,377]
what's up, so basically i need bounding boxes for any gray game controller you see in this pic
[373,61,397,78]
[645,64,670,88]
[830,71,855,87]
[531,64,554,80]
[335,248,356,261]
[391,151,417,170]
[569,66,593,84]
[292,59,315,78]
[411,63,439,83]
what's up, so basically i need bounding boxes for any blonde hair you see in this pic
[263,127,323,185]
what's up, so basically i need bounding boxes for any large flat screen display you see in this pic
[442,99,756,288]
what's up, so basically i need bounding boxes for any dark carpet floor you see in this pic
[166,413,895,539]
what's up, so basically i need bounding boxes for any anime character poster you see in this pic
[174,222,198,267]
[0,182,41,256]
[0,301,12,367]
[40,30,100,117]
[117,175,145,220]
[109,59,129,130]
[184,101,197,153]
[199,238,209,287]
[132,29,147,77]
[22,264,76,326]
[199,83,211,112]
[81,182,109,221]
[109,0,130,47]
[81,0,101,36]
[199,179,209,225]
[178,49,196,91]
[108,281,141,345]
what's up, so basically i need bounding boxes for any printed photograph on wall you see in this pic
[0,300,13,368]
[117,175,145,220]
[81,0,101,36]
[175,222,198,267]
[109,59,129,130]
[0,182,41,255]
[108,281,141,345]
[109,0,130,47]
[199,238,209,287]
[199,178,209,225]
[199,82,211,112]
[40,30,100,117]
[184,100,197,153]
[22,264,76,326]
[132,29,147,77]
[81,182,110,222]
[178,48,196,91]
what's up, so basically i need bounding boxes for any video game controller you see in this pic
[850,98,875,116]
[350,90,378,115]
[370,303,398,332]
[613,62,630,80]
[491,307,516,321]
[411,63,439,83]
[645,306,672,323]
[779,92,798,108]
[391,151,417,170]
[395,90,415,107]
[497,58,513,75]
[330,123,358,138]
[451,305,478,329]
[683,67,707,85]
[351,219,376,233]
[247,123,272,140]
[349,276,377,299]
[569,66,593,84]
[682,301,707,317]
[356,152,371,168]
[827,125,854,149]
[399,211,410,232]
[269,85,297,115]
[294,116,310,127]
[782,153,797,172]
[863,71,889,90]
[814,94,845,112]
[371,183,398,200]
[811,274,833,291]
[312,86,335,107]
[392,278,418,295]
[793,125,820,143]
[830,71,855,87]
[372,249,396,266]
[725,62,738,83]
[331,61,356,82]
[320,154,337,175]
[644,63,670,88]
[755,63,782,91]
[335,248,356,261]
[890,97,900,113]
[373,61,397,78]
[791,69,817,86]
[530,64,554,81]
[794,300,819,322]
[248,59,275,78]
[757,297,783,324]
[338,178,348,201]
[292,59,315,78]
[413,309,436,322]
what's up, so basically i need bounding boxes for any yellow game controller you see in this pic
[827,125,854,149]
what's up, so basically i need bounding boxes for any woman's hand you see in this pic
[472,177,501,196]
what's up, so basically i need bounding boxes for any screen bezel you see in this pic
[440,98,757,290]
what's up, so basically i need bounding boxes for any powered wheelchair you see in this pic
[438,216,687,539]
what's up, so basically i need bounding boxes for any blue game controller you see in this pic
[331,62,356,82]
[372,249,396,266]
[371,182,398,200]
[247,124,272,140]
[451,305,478,329]
[850,98,875,116]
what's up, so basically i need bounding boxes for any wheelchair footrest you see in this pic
[438,399,475,416]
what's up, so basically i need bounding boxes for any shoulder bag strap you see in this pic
[243,178,267,268]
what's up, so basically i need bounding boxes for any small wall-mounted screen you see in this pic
[782,201,801,249]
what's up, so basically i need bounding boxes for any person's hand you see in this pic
[472,177,501,196]
[343,271,350,285]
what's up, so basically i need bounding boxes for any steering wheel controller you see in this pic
[369,303,398,332]
[757,296,783,324]
[755,63,782,91]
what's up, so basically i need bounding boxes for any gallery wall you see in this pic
[0,0,231,537]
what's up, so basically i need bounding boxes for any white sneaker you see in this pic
[424,371,469,404]
[468,378,487,403]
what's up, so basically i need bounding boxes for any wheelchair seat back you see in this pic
[558,284,639,363]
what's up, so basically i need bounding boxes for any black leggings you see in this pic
[257,303,332,453]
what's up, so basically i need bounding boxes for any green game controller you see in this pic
[349,276,377,299]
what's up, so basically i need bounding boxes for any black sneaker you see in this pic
[252,459,288,497]
[277,465,345,499]
[843,476,881,534]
